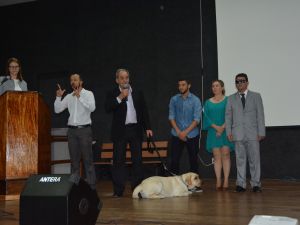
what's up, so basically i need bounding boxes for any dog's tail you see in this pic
[132,185,143,199]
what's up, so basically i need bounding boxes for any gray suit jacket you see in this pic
[0,79,28,95]
[225,90,265,141]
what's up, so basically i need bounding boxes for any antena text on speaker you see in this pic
[39,177,61,183]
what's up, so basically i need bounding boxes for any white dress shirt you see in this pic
[239,89,248,98]
[116,86,137,124]
[54,88,96,126]
[14,79,22,91]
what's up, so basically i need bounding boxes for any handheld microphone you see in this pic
[121,83,130,101]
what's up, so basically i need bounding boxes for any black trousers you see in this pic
[170,135,200,175]
[112,124,144,195]
[67,126,96,189]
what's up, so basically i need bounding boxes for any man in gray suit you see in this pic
[225,73,265,193]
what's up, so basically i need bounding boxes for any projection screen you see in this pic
[215,0,300,126]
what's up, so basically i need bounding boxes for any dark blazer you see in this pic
[105,86,151,141]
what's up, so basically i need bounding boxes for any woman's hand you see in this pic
[212,124,225,136]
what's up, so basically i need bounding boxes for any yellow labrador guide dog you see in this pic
[132,172,202,199]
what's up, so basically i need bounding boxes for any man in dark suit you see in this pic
[105,68,153,197]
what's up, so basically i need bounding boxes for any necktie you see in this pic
[240,93,245,109]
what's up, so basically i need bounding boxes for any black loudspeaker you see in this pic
[20,174,102,225]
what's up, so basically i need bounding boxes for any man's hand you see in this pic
[227,134,233,142]
[118,89,129,100]
[146,130,153,138]
[56,84,65,97]
[178,130,188,141]
[73,81,83,98]
[258,136,265,141]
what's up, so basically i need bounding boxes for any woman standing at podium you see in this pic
[0,57,28,95]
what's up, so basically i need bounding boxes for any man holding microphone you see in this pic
[105,68,153,197]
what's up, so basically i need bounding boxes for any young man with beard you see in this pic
[168,79,202,183]
[54,74,96,190]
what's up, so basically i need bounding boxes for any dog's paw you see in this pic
[138,192,143,199]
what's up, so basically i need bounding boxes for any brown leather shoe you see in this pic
[216,186,223,191]
[222,187,229,191]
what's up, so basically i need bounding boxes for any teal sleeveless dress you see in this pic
[203,97,234,153]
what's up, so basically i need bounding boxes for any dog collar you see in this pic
[178,175,189,188]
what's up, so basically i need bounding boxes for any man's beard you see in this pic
[120,83,130,89]
[180,89,188,95]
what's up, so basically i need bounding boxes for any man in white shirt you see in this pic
[54,74,96,189]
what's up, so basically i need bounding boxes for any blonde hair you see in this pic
[212,79,225,95]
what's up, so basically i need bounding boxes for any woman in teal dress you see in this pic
[203,80,234,191]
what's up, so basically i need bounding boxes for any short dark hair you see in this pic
[177,78,191,85]
[235,73,248,82]
[70,73,82,81]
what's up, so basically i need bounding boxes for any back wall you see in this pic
[1,0,299,180]
[0,0,217,142]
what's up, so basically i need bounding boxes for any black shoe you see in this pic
[235,185,246,192]
[189,186,203,193]
[112,192,123,198]
[252,186,262,193]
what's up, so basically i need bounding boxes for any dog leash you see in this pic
[146,136,177,176]
[197,152,214,167]
[147,136,213,172]
[147,136,202,192]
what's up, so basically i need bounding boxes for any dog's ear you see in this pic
[184,174,192,186]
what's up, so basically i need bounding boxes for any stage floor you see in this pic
[1,179,300,225]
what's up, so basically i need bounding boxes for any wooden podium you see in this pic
[0,91,51,198]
